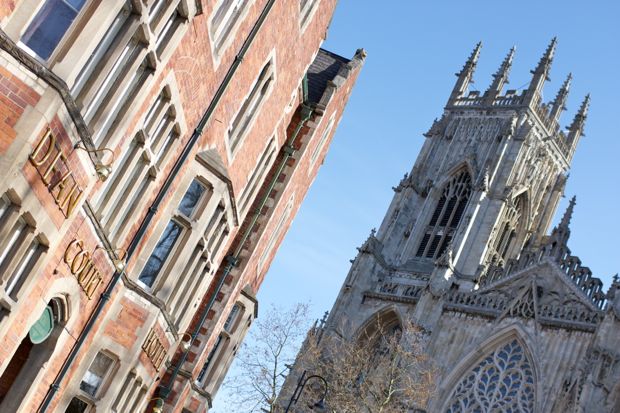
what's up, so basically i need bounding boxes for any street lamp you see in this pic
[149,397,165,413]
[284,370,328,412]
[73,143,115,181]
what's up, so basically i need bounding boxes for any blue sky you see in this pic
[213,1,620,408]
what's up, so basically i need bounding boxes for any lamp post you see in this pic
[284,370,328,413]
[149,397,165,413]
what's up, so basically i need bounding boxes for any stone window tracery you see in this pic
[416,170,471,259]
[446,339,535,413]
[489,195,525,268]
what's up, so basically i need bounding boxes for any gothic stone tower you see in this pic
[316,40,620,412]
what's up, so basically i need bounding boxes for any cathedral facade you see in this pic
[310,40,620,412]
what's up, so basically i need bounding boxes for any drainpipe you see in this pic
[157,81,314,405]
[37,1,276,411]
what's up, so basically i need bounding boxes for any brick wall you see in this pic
[0,0,363,411]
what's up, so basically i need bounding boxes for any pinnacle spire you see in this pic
[552,195,575,243]
[569,94,591,130]
[483,46,516,104]
[525,37,558,105]
[549,72,572,125]
[534,37,557,77]
[458,41,482,77]
[559,195,576,230]
[567,94,590,148]
[448,42,482,105]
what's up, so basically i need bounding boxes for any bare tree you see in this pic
[220,305,436,413]
[221,302,312,413]
[286,316,437,413]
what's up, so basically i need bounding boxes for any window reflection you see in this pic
[22,0,87,60]
[138,221,182,287]
[179,180,207,218]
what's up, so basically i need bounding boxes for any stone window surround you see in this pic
[404,166,474,263]
[208,0,255,67]
[109,369,150,413]
[75,350,120,403]
[130,161,235,328]
[237,132,278,219]
[299,0,321,33]
[225,50,277,162]
[92,76,187,246]
[308,112,336,173]
[485,192,528,269]
[3,0,196,151]
[196,292,255,395]
[256,192,294,275]
[56,294,157,412]
[0,188,50,315]
[436,327,540,412]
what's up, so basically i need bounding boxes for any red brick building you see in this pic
[0,1,363,412]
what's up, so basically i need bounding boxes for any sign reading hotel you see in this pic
[29,129,84,217]
[142,328,167,371]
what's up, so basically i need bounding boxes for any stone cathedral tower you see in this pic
[302,40,620,412]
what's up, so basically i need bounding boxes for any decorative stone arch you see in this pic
[0,277,82,411]
[413,166,473,260]
[485,189,531,273]
[435,323,542,413]
[438,161,476,191]
[353,306,403,344]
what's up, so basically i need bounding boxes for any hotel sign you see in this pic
[142,328,167,371]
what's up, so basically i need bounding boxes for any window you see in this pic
[111,371,148,413]
[446,339,535,412]
[238,137,277,215]
[309,115,335,168]
[197,335,223,384]
[65,397,91,413]
[70,3,133,97]
[137,178,212,289]
[94,86,181,244]
[206,206,230,262]
[138,221,183,288]
[0,194,47,300]
[415,170,471,259]
[228,58,275,155]
[179,180,208,219]
[21,0,86,60]
[489,195,525,267]
[299,0,320,30]
[79,352,116,397]
[71,1,188,148]
[210,0,252,56]
[257,195,294,274]
[223,304,241,332]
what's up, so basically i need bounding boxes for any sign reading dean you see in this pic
[29,129,84,217]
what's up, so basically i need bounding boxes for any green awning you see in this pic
[29,306,54,344]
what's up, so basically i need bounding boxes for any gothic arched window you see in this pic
[488,194,525,268]
[446,339,535,412]
[416,170,472,259]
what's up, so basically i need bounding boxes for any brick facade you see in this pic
[0,1,363,412]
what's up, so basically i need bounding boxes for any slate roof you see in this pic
[307,48,350,104]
